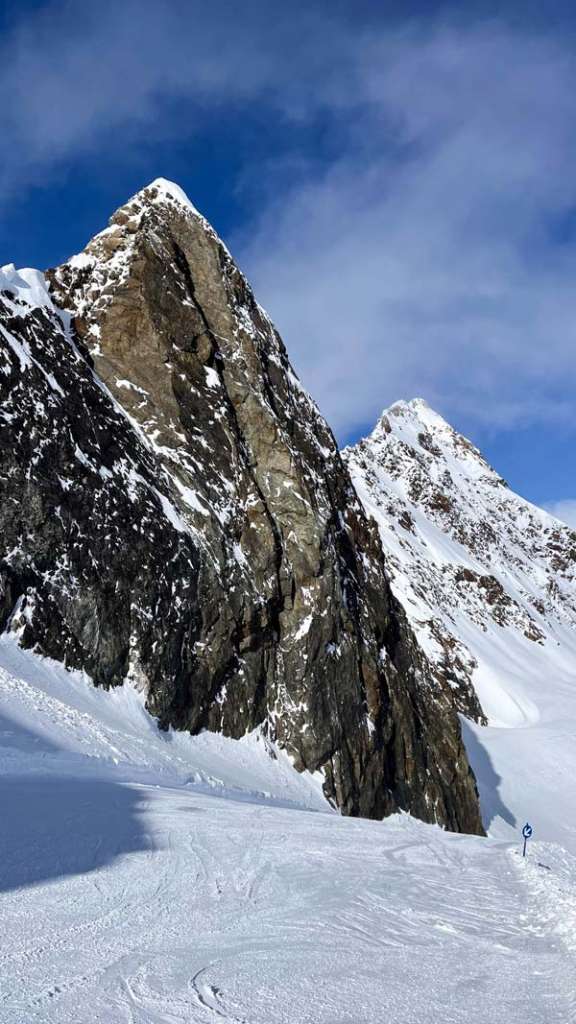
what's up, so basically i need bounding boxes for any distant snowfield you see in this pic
[1,640,575,1023]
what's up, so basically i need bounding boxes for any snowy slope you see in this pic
[0,636,327,813]
[0,640,574,1023]
[344,399,576,851]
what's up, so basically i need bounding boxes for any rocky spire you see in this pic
[0,181,483,832]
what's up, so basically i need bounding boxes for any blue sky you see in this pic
[1,0,575,520]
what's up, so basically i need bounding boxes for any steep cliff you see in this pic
[0,182,482,831]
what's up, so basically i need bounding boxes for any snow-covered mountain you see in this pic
[2,177,575,848]
[1,187,576,1023]
[345,398,576,850]
[0,182,481,832]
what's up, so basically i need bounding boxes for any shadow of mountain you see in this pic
[0,708,154,893]
[0,773,154,893]
[461,720,516,830]
[0,710,62,754]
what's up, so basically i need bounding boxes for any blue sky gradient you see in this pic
[1,0,575,519]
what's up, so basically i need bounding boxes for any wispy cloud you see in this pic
[544,500,576,529]
[0,0,351,191]
[0,1,269,186]
[235,23,576,438]
[2,4,576,441]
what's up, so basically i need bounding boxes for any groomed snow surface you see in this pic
[1,639,575,1023]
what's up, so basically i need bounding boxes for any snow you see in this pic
[0,264,55,312]
[294,614,313,640]
[67,252,95,271]
[461,617,576,854]
[0,636,574,1023]
[145,177,202,218]
[0,321,33,371]
[3,214,575,1018]
[0,637,326,809]
[153,489,189,534]
[232,541,247,567]
[172,475,210,518]
[204,365,220,389]
[0,319,65,398]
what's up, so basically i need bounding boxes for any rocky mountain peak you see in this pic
[135,177,204,215]
[345,400,576,727]
[373,397,505,489]
[0,185,485,833]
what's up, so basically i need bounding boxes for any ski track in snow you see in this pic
[0,642,574,1023]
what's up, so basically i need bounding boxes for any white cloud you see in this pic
[545,501,576,529]
[0,1,351,193]
[3,6,576,442]
[234,24,576,439]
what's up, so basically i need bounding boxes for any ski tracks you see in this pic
[1,787,575,1023]
[514,842,576,1022]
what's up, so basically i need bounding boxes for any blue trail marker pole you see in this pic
[522,822,533,858]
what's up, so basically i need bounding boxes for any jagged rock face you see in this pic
[0,184,483,832]
[344,398,576,722]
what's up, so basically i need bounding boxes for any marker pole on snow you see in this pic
[522,822,533,857]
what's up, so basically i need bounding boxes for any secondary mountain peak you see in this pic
[369,397,505,490]
[388,396,433,415]
[345,402,576,727]
[386,397,455,435]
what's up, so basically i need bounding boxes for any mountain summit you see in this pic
[345,397,576,722]
[0,181,482,831]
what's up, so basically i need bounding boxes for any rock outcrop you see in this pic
[0,182,483,832]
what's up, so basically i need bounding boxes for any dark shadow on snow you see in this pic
[461,719,516,830]
[0,712,154,894]
[0,711,62,755]
[0,774,154,893]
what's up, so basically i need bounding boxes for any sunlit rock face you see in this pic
[0,181,482,832]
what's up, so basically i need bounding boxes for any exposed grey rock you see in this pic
[0,182,483,832]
